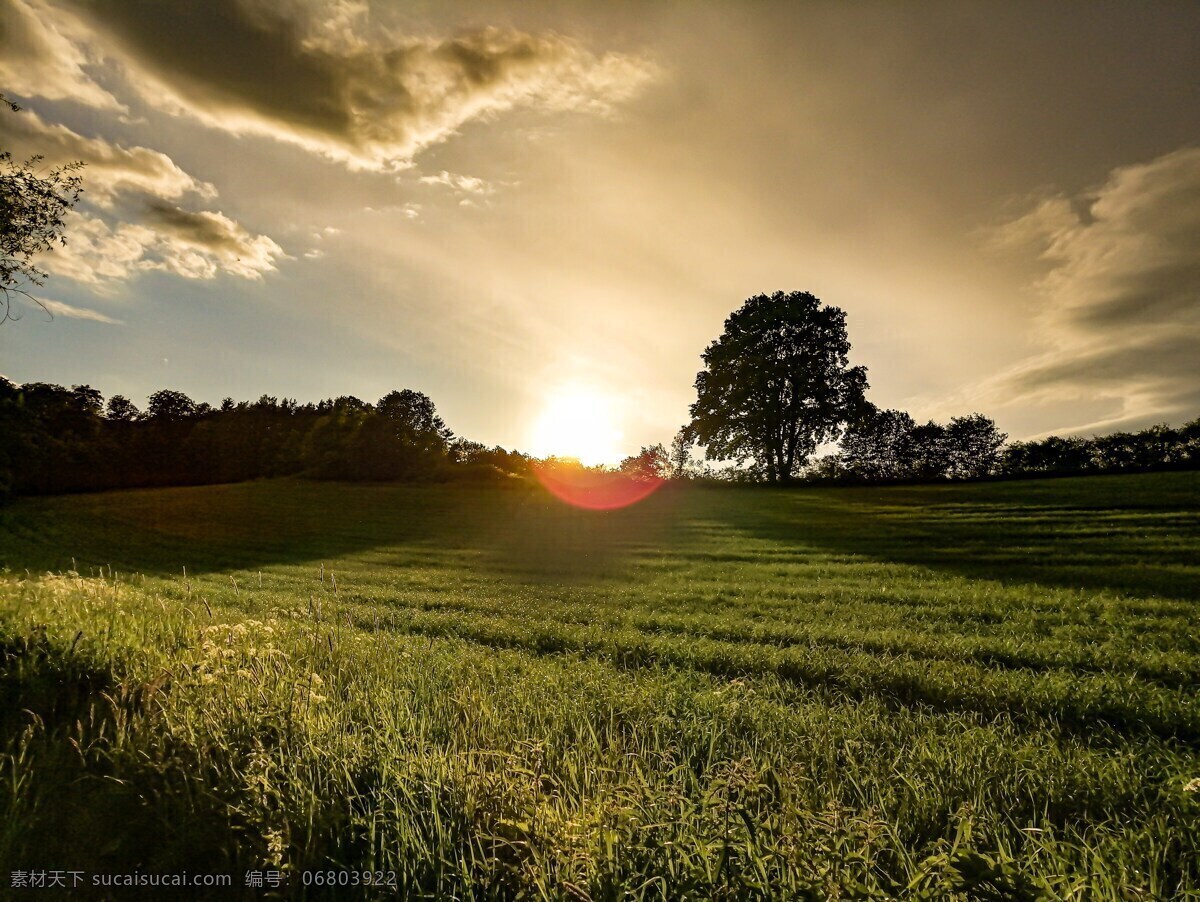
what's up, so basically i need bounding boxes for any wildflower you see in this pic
[266,830,287,861]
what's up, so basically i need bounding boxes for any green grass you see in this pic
[2,473,1199,899]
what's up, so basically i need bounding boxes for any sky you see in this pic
[1,0,1198,462]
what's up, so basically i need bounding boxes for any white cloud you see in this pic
[363,202,420,219]
[43,209,284,284]
[418,170,495,195]
[34,297,122,323]
[40,213,153,285]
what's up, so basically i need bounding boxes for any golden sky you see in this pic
[2,0,1198,460]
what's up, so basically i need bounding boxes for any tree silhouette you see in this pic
[837,407,1005,482]
[105,395,140,421]
[668,426,694,479]
[146,389,198,421]
[840,405,916,481]
[688,291,868,484]
[943,414,1006,479]
[618,443,669,480]
[907,421,949,481]
[376,389,453,452]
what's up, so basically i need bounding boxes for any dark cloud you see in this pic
[1008,336,1194,388]
[988,147,1200,430]
[72,0,355,132]
[54,0,657,168]
[145,202,255,255]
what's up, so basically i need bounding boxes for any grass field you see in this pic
[2,473,1199,899]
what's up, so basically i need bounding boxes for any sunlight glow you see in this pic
[528,385,624,466]
[533,460,664,510]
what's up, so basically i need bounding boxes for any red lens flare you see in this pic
[533,462,664,510]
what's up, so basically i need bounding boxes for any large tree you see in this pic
[689,291,867,484]
[1,96,83,323]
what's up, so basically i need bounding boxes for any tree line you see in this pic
[809,408,1200,484]
[2,377,1196,503]
[0,381,534,500]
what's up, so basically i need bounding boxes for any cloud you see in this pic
[39,213,153,285]
[363,202,420,219]
[34,297,122,323]
[43,209,284,284]
[0,108,214,205]
[985,146,1200,431]
[52,0,658,169]
[0,108,283,286]
[0,0,124,110]
[143,202,285,279]
[418,170,495,195]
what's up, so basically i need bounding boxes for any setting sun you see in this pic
[528,385,624,466]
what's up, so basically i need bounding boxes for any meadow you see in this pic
[1,473,1198,899]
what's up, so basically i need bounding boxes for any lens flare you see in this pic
[533,460,663,510]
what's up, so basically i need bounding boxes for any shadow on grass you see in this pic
[706,472,1200,601]
[0,480,693,585]
[2,473,1198,600]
